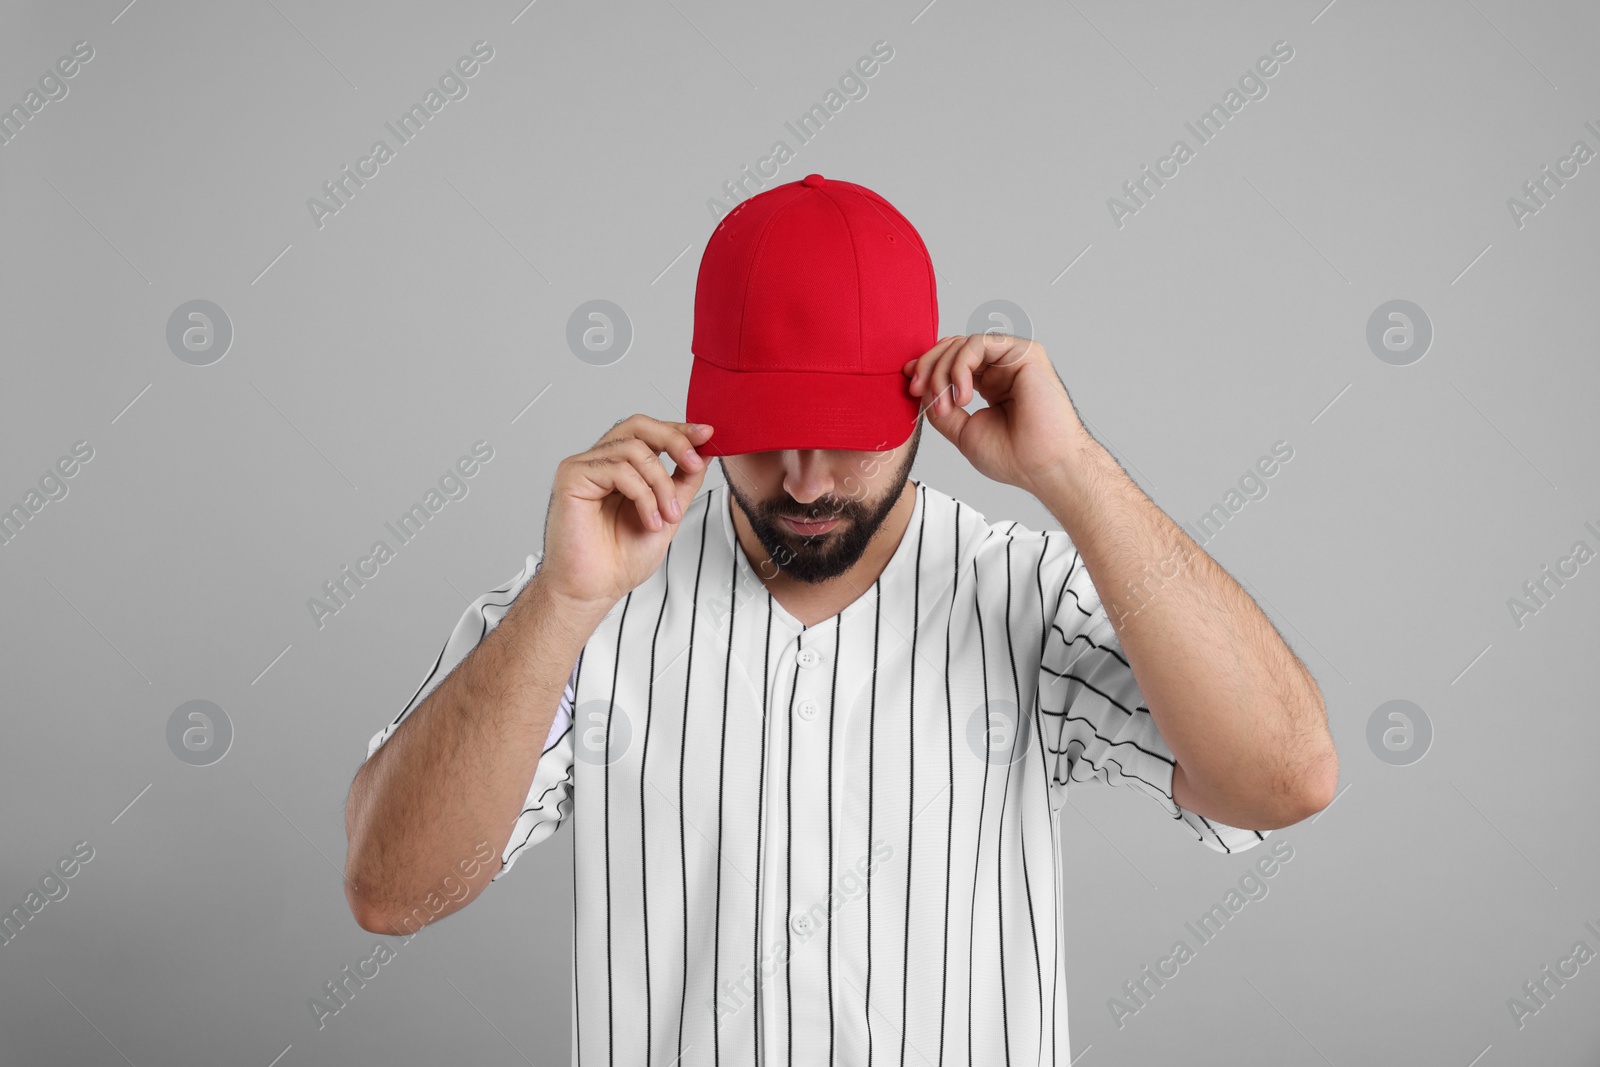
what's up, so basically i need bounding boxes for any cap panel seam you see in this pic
[842,183,938,340]
[736,184,812,374]
[812,186,865,375]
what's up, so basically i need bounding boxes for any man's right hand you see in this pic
[535,415,716,613]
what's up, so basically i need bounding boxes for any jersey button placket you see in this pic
[759,638,798,1067]
[785,631,831,1062]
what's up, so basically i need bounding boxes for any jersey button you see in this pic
[797,698,818,721]
[797,648,820,668]
[791,912,815,935]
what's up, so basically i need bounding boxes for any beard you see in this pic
[722,425,920,585]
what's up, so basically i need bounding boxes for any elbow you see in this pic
[346,882,437,937]
[343,845,411,936]
[343,792,416,934]
[1272,747,1340,827]
[343,860,480,935]
[1306,755,1340,816]
[344,868,400,935]
[347,890,397,935]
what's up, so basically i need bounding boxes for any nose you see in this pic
[782,451,836,505]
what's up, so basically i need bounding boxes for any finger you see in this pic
[964,333,1035,405]
[617,436,688,523]
[953,333,991,410]
[600,415,711,475]
[596,414,712,475]
[978,332,1038,371]
[955,344,974,407]
[904,336,963,396]
[910,335,964,404]
[603,456,667,531]
[926,350,948,414]
[960,340,983,406]
[930,337,971,415]
[921,369,973,442]
[567,451,666,531]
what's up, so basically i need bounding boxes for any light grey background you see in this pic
[3,0,1598,1064]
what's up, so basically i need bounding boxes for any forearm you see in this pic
[343,574,606,928]
[1033,432,1336,827]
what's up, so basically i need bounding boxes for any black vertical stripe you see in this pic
[992,530,1016,1067]
[827,618,841,1066]
[898,484,926,1067]
[754,597,774,1066]
[639,538,675,1066]
[785,627,804,1067]
[1044,541,1083,1061]
[678,500,711,1065]
[1031,538,1059,1067]
[939,502,960,1067]
[713,543,738,1067]
[994,540,1016,1067]
[572,739,579,1067]
[967,554,990,1067]
[865,577,882,1067]
[1001,533,1046,1067]
[605,588,636,1067]
[575,644,587,1067]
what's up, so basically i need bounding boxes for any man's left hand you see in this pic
[903,333,1090,496]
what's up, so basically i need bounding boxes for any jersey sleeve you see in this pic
[362,553,581,882]
[1035,531,1268,855]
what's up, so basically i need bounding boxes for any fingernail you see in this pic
[669,498,681,517]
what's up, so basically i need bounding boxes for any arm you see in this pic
[903,332,1336,832]
[342,414,715,935]
[343,576,607,934]
[1033,430,1337,829]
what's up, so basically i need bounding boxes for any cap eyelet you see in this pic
[886,233,897,243]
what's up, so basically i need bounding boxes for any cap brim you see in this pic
[685,357,921,457]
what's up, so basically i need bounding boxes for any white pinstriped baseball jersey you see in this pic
[363,477,1269,1065]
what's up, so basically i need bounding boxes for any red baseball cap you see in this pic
[686,173,938,457]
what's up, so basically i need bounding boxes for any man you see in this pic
[343,175,1337,1065]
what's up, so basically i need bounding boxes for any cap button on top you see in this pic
[801,173,826,188]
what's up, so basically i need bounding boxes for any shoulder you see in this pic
[958,498,1078,582]
[926,483,1080,599]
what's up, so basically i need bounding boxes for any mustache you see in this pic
[770,499,855,521]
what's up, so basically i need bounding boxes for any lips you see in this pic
[781,514,839,535]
